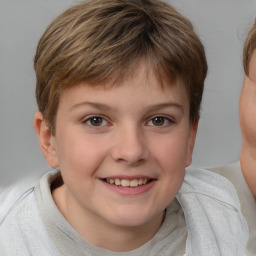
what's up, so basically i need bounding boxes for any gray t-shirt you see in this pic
[0,167,249,255]
[0,171,186,256]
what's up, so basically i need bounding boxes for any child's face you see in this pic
[240,50,256,195]
[40,63,197,232]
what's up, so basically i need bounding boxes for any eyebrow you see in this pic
[70,101,184,114]
[70,102,113,112]
[146,103,184,114]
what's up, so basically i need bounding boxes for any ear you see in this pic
[33,112,59,168]
[185,120,198,167]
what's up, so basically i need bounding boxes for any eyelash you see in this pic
[82,115,174,128]
[82,115,109,127]
[146,115,174,127]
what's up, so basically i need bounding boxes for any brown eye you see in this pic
[147,116,172,127]
[90,117,103,126]
[152,116,165,126]
[84,116,107,127]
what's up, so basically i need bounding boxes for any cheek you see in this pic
[240,101,256,146]
[155,139,186,201]
[57,135,109,197]
[151,132,190,172]
[56,132,107,176]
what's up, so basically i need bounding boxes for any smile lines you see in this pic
[104,178,152,187]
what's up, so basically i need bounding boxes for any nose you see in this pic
[111,125,149,166]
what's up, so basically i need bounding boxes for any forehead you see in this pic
[58,63,189,111]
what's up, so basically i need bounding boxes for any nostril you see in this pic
[110,130,149,165]
[116,157,146,167]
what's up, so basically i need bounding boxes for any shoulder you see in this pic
[207,161,254,199]
[176,166,249,255]
[207,161,242,184]
[207,161,254,198]
[180,166,241,208]
[206,162,256,218]
[207,162,256,255]
[0,171,62,255]
[0,177,38,223]
[0,177,38,254]
[0,170,59,223]
[179,166,248,218]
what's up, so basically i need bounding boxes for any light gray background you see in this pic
[1,0,256,186]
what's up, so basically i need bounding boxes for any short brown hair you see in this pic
[243,21,256,75]
[34,0,207,133]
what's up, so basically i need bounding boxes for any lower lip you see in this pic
[100,180,156,196]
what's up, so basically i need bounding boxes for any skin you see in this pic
[34,63,198,252]
[240,50,256,196]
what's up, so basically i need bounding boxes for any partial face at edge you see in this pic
[36,62,198,238]
[240,50,256,195]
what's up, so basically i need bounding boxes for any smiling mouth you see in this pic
[103,178,153,187]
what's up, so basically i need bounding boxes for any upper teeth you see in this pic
[106,178,149,187]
